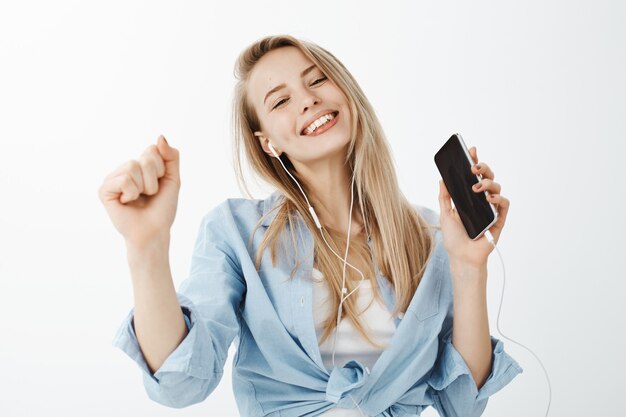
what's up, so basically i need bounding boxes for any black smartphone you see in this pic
[434,133,498,240]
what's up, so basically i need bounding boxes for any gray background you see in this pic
[1,0,624,416]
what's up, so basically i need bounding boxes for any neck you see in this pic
[290,152,365,236]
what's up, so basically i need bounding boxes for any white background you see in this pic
[1,1,624,416]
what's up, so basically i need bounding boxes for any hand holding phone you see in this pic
[434,133,498,240]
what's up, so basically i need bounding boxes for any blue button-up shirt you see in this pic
[112,189,523,416]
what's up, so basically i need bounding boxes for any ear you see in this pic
[254,131,282,158]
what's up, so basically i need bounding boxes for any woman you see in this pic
[99,35,522,416]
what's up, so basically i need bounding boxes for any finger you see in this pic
[138,155,159,195]
[107,160,144,202]
[486,193,501,205]
[498,196,510,221]
[118,173,141,203]
[471,162,495,180]
[487,195,510,231]
[493,196,510,230]
[141,145,166,178]
[104,160,143,184]
[472,178,501,194]
[438,180,452,213]
[98,170,140,204]
[98,160,137,202]
[104,159,135,181]
[99,171,141,204]
[156,135,180,184]
[469,146,478,164]
[125,160,145,195]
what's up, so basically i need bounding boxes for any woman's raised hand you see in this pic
[438,146,510,267]
[98,135,181,248]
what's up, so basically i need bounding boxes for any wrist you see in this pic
[449,260,488,285]
[450,260,487,272]
[126,234,170,268]
[126,233,170,253]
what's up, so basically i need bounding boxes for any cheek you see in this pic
[263,116,285,137]
[267,116,297,144]
[338,104,352,129]
[333,92,351,118]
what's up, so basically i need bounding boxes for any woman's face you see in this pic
[248,46,352,167]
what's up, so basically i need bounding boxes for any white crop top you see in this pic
[312,267,396,416]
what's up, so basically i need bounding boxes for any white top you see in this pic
[311,267,396,416]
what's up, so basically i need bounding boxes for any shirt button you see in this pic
[300,296,305,307]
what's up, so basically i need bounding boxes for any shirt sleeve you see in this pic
[111,204,246,408]
[427,311,524,416]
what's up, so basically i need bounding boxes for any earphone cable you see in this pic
[271,145,368,368]
[271,146,542,415]
[485,231,552,417]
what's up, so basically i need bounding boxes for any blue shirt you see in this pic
[112,189,523,416]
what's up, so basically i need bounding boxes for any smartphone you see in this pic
[434,133,498,240]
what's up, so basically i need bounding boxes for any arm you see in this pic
[126,233,188,375]
[427,259,523,417]
[112,204,246,408]
[430,149,523,416]
[449,261,492,390]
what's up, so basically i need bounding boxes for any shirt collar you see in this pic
[260,188,401,321]
[261,189,286,227]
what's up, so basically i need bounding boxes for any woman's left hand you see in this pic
[437,146,510,267]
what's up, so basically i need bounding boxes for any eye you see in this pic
[312,76,327,85]
[272,98,288,110]
[271,77,328,110]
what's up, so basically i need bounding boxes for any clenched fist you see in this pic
[98,135,181,248]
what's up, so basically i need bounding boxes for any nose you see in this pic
[300,91,320,114]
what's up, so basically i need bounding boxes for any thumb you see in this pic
[438,180,452,213]
[156,135,180,183]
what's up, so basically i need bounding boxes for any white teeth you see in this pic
[304,112,335,135]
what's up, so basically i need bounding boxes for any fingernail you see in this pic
[162,135,168,145]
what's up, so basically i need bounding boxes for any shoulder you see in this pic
[197,190,283,238]
[410,203,440,228]
[409,203,445,253]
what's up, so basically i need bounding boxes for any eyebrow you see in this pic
[263,64,318,105]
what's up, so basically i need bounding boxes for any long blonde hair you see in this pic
[231,35,436,349]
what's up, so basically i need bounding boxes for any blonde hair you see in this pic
[231,34,437,349]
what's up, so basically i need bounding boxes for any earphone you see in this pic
[268,142,370,362]
[267,142,552,417]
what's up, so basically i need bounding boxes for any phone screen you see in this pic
[434,134,496,240]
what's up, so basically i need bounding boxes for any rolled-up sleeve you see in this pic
[427,328,523,417]
[111,204,246,408]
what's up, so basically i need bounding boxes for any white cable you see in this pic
[272,149,368,414]
[350,393,367,417]
[278,166,369,417]
[484,230,552,417]
[273,149,315,209]
[323,172,367,367]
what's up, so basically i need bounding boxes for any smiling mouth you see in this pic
[301,111,339,137]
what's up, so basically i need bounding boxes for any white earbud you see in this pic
[268,142,279,158]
